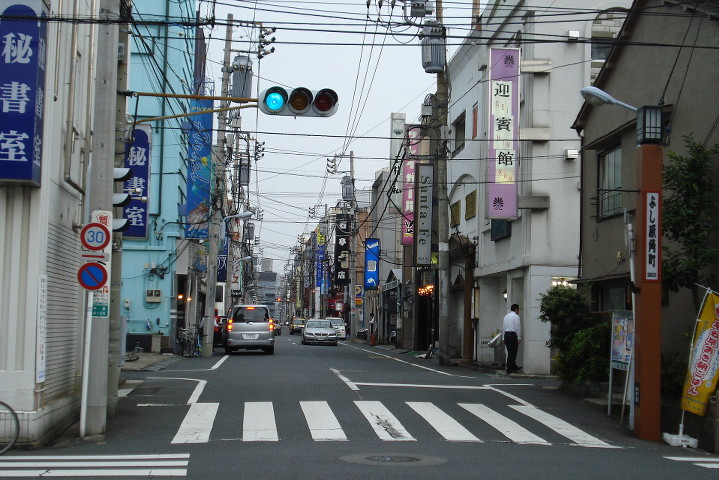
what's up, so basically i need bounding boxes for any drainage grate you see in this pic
[340,453,447,467]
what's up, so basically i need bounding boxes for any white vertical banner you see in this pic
[36,274,47,383]
[644,192,660,281]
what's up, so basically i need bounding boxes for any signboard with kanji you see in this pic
[0,1,48,186]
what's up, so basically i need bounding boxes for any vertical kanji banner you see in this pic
[334,214,351,285]
[681,291,719,416]
[123,125,152,238]
[0,1,48,186]
[487,47,520,219]
[401,125,422,245]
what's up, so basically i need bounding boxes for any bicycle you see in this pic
[177,327,200,357]
[0,400,19,455]
[124,342,142,362]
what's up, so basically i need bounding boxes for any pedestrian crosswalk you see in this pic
[170,399,618,448]
[0,453,189,477]
[664,456,719,469]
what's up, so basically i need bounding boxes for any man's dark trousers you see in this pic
[504,331,519,372]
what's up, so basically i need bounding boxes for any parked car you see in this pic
[290,318,307,335]
[301,318,338,346]
[326,316,347,339]
[223,305,275,355]
[356,328,368,340]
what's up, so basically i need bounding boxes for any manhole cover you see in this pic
[366,455,421,463]
[340,453,447,467]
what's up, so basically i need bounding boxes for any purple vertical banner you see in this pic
[401,125,422,245]
[0,1,48,186]
[487,48,520,218]
[185,98,213,238]
[123,125,151,238]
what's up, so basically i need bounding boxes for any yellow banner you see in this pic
[681,292,719,416]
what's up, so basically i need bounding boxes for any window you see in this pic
[452,112,466,156]
[591,10,628,81]
[598,146,622,217]
[490,219,511,241]
[472,103,478,139]
[465,190,477,220]
[450,201,461,227]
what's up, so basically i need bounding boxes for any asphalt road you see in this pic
[2,333,718,479]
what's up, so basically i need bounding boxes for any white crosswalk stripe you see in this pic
[665,456,719,469]
[301,401,348,441]
[354,400,415,441]
[243,401,278,441]
[459,403,550,445]
[0,454,189,477]
[510,405,617,448]
[407,401,481,442]
[170,399,617,448]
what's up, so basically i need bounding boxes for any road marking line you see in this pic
[354,401,415,441]
[354,382,492,390]
[145,377,206,404]
[511,405,618,448]
[210,355,229,370]
[0,455,190,460]
[243,402,278,441]
[0,469,187,477]
[341,344,456,376]
[330,368,359,391]
[407,402,481,442]
[171,402,219,444]
[300,401,348,441]
[459,403,550,445]
[0,461,188,468]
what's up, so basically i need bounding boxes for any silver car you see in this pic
[301,318,338,346]
[223,305,275,355]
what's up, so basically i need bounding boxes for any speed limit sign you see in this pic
[80,223,111,251]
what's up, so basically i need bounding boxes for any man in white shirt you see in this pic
[503,304,522,374]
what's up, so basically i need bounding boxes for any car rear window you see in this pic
[328,319,344,326]
[232,307,268,323]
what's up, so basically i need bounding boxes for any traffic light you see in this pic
[113,167,133,232]
[258,87,338,117]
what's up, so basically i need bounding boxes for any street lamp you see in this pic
[580,86,663,441]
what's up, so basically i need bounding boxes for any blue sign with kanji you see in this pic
[0,1,48,186]
[123,125,152,238]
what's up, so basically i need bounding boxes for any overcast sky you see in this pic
[200,1,476,272]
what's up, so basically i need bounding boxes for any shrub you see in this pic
[539,285,609,384]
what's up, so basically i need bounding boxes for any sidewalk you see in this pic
[121,352,180,371]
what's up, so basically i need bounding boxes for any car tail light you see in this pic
[269,321,275,331]
[227,319,234,332]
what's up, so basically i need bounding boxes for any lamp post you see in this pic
[580,86,663,441]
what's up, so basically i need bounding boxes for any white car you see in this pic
[326,317,347,339]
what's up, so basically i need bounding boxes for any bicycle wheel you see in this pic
[0,401,19,455]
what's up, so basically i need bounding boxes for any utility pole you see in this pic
[202,14,233,357]
[107,0,131,418]
[349,151,357,337]
[83,0,120,437]
[434,1,451,366]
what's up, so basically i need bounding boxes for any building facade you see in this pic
[445,0,630,373]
